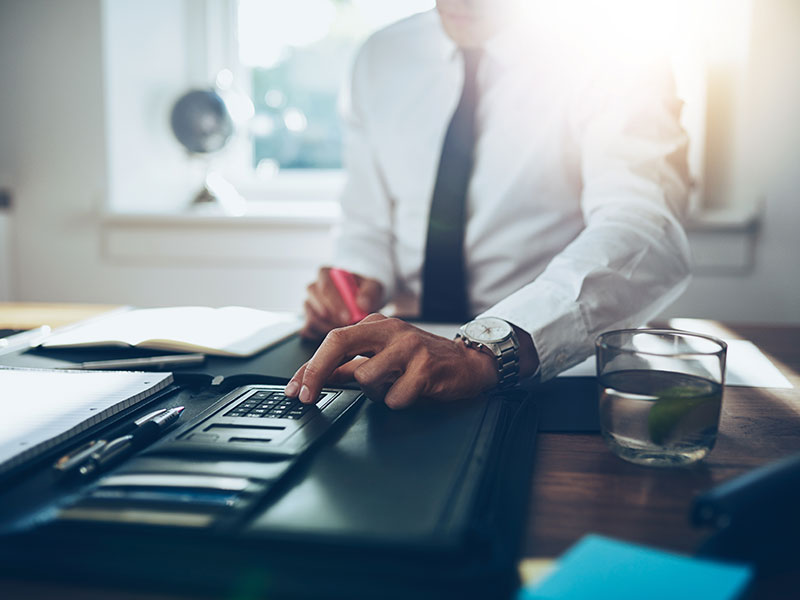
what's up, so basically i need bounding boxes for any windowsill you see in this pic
[685,201,763,233]
[105,202,761,231]
[684,202,763,275]
[100,200,337,266]
[104,169,345,226]
[101,192,765,274]
[103,199,341,228]
[101,174,341,264]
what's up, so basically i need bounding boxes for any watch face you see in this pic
[464,317,512,344]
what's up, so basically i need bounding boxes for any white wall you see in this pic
[0,0,798,322]
[665,0,800,323]
[0,208,10,301]
[0,0,328,311]
[103,0,199,214]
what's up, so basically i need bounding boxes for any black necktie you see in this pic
[420,48,483,323]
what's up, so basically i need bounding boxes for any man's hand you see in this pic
[301,268,383,340]
[285,314,499,410]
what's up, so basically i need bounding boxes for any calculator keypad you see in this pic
[224,391,314,420]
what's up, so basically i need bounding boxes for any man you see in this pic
[285,0,691,409]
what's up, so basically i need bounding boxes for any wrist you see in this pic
[458,339,500,390]
[456,317,521,390]
[510,325,540,378]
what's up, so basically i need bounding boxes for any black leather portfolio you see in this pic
[0,336,540,599]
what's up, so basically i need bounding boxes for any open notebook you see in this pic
[39,306,303,358]
[0,368,173,477]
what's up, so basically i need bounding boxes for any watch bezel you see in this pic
[461,317,513,344]
[457,317,521,390]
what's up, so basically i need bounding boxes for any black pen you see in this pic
[54,407,184,478]
[53,439,109,475]
[53,408,167,476]
[77,406,185,478]
[53,408,171,476]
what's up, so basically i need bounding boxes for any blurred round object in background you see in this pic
[170,89,234,154]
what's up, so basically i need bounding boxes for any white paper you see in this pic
[722,340,793,388]
[559,339,793,388]
[40,306,302,357]
[413,323,461,339]
[557,357,597,378]
[0,368,173,474]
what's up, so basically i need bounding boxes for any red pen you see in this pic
[329,268,368,324]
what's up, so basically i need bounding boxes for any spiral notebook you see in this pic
[0,367,173,476]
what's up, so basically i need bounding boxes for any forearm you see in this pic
[484,206,691,380]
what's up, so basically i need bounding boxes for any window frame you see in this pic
[194,0,349,210]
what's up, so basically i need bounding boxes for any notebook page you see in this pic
[141,307,300,351]
[37,308,207,347]
[0,368,173,474]
[40,306,302,356]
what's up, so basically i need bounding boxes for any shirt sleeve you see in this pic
[330,43,397,303]
[480,57,692,381]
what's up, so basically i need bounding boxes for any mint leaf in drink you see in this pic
[647,385,722,446]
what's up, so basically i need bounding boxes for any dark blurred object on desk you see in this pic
[693,451,800,574]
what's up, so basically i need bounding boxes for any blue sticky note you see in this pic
[522,535,753,600]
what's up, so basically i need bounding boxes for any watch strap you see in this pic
[494,333,520,389]
[456,320,520,390]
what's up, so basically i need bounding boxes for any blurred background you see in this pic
[0,0,798,324]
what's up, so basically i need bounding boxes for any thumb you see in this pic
[356,278,383,312]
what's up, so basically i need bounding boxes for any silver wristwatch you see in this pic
[456,317,520,389]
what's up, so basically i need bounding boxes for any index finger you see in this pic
[293,319,394,403]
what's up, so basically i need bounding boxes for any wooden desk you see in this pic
[526,321,800,597]
[0,302,121,330]
[1,305,798,598]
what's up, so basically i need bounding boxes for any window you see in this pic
[212,0,753,214]
[102,0,755,220]
[205,0,435,203]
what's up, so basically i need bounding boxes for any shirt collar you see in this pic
[431,9,529,69]
[483,22,529,68]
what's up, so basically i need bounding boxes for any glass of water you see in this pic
[596,329,727,467]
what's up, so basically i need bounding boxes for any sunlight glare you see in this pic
[220,89,255,124]
[514,0,750,65]
[215,69,234,90]
[250,114,276,137]
[238,0,337,68]
[283,108,308,133]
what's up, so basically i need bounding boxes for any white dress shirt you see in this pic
[331,10,692,381]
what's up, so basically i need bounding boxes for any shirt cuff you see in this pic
[477,279,593,382]
[331,239,396,306]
